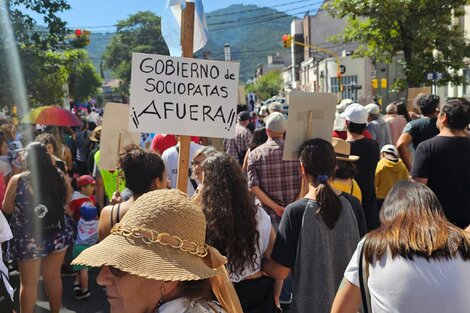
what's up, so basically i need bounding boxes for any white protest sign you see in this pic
[129,53,240,138]
[100,103,141,170]
[283,92,337,160]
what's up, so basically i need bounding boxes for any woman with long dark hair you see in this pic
[263,138,360,313]
[331,181,470,313]
[242,127,268,172]
[199,152,276,312]
[2,142,71,313]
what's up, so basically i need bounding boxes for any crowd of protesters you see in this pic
[0,94,469,313]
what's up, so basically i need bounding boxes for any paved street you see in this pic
[10,267,109,313]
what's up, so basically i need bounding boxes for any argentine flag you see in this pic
[161,0,208,56]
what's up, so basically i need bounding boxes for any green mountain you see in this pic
[85,4,292,82]
[201,4,292,82]
[86,32,113,79]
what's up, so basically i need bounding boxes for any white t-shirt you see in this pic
[87,111,101,125]
[229,206,271,282]
[161,142,203,196]
[0,211,14,300]
[345,239,470,313]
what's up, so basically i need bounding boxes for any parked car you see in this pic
[261,97,289,114]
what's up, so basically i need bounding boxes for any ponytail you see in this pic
[314,179,342,229]
[300,139,343,229]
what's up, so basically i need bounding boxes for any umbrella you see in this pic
[36,106,83,127]
[21,106,48,124]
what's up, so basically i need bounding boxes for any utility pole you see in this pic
[224,43,231,62]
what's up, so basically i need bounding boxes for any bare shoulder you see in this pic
[8,173,22,186]
[98,204,113,240]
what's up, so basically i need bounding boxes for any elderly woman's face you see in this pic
[191,154,206,182]
[97,266,163,313]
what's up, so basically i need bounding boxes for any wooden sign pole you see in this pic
[176,1,195,193]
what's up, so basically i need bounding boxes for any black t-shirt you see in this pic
[411,136,470,228]
[271,193,365,268]
[341,192,367,237]
[403,117,439,149]
[348,137,380,230]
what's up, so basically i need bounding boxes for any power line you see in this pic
[65,0,323,30]
[206,2,322,27]
[206,0,314,18]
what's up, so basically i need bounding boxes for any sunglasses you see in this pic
[108,266,127,277]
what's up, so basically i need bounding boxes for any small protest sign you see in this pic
[283,92,336,160]
[100,103,141,170]
[407,87,431,111]
[129,53,240,138]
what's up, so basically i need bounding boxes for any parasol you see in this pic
[22,106,82,127]
[36,106,82,126]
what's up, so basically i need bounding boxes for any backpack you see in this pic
[19,175,65,236]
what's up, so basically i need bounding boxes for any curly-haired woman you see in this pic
[331,181,470,313]
[199,152,277,312]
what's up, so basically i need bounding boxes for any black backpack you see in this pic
[20,176,65,236]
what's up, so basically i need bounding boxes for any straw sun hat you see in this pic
[331,137,359,162]
[89,125,102,142]
[72,189,216,281]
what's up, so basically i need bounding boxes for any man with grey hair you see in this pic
[385,102,407,145]
[268,101,284,114]
[365,103,392,148]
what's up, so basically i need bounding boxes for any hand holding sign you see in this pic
[129,53,240,138]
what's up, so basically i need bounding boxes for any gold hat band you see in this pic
[110,223,209,258]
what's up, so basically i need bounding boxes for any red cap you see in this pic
[77,175,95,188]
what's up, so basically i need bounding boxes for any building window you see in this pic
[331,75,359,100]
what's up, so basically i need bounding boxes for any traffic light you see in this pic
[381,78,387,89]
[372,79,378,89]
[282,34,292,48]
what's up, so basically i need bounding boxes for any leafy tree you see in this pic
[329,0,470,87]
[1,0,71,106]
[63,49,102,102]
[103,11,169,94]
[246,70,282,100]
[8,0,70,50]
[26,50,69,106]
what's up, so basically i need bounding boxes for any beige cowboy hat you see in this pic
[89,125,102,142]
[72,189,216,281]
[331,137,359,162]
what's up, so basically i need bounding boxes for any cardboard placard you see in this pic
[283,92,337,160]
[407,87,431,111]
[238,85,246,105]
[100,103,141,170]
[128,53,240,138]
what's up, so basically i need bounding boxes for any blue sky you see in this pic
[26,0,322,32]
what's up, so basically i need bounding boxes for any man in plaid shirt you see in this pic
[247,112,301,227]
[224,111,253,165]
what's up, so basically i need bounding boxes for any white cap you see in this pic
[265,112,287,133]
[365,103,380,115]
[381,144,399,160]
[340,103,368,124]
[336,98,354,113]
[258,106,268,117]
[268,102,283,113]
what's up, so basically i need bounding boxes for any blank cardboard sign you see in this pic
[100,103,141,170]
[283,92,337,160]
